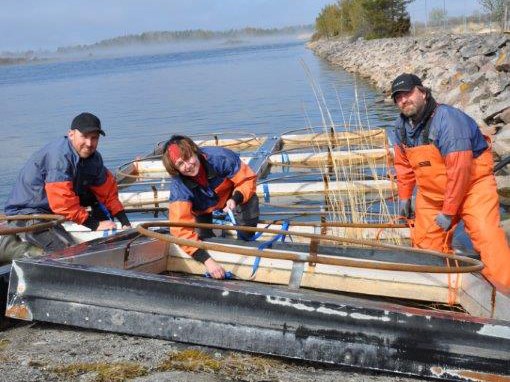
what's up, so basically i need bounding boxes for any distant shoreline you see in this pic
[0,25,312,67]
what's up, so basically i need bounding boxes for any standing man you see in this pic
[391,73,510,289]
[0,112,130,262]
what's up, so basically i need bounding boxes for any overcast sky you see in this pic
[1,0,484,52]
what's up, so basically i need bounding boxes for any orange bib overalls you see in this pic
[403,142,510,288]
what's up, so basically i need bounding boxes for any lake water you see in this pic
[0,37,396,209]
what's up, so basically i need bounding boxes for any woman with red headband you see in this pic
[162,135,259,279]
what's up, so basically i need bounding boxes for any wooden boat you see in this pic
[5,128,510,381]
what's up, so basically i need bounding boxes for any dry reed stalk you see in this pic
[301,62,401,245]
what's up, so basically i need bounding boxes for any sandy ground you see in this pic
[0,321,424,382]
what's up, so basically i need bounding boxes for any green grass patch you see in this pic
[157,349,221,373]
[0,339,10,351]
[158,348,287,380]
[50,361,148,382]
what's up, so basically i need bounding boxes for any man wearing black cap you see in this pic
[0,112,130,261]
[390,73,510,288]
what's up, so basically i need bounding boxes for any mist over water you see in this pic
[0,37,396,208]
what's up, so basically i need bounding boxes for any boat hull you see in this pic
[5,234,510,381]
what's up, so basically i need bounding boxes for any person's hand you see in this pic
[223,198,236,213]
[121,225,132,230]
[204,258,226,279]
[398,199,413,218]
[96,220,117,231]
[435,213,453,231]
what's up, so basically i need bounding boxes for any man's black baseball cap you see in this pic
[391,73,423,100]
[71,112,105,136]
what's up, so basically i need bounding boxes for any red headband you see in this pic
[167,143,183,164]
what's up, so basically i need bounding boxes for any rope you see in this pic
[443,224,460,306]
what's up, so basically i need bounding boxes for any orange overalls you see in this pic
[399,142,510,288]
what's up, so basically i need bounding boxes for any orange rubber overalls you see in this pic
[397,141,510,289]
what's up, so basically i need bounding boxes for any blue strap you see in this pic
[98,202,116,237]
[281,152,290,173]
[226,209,236,225]
[102,229,117,237]
[204,271,235,280]
[263,183,270,202]
[212,210,233,237]
[98,202,113,220]
[251,220,290,277]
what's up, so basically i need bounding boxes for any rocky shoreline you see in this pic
[308,33,510,208]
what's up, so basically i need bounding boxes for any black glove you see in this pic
[193,248,211,263]
[114,210,131,227]
[398,199,413,218]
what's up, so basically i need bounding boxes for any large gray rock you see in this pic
[483,35,509,56]
[496,107,510,124]
[469,85,492,105]
[484,98,510,122]
[488,72,510,96]
[493,124,510,158]
[495,46,510,72]
[496,175,510,206]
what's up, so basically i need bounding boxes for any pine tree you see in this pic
[313,0,412,40]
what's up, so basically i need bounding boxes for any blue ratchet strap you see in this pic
[251,219,290,278]
[226,209,237,225]
[98,202,117,237]
[281,151,290,173]
[204,271,235,280]
[212,210,229,237]
[228,210,255,241]
[263,183,270,202]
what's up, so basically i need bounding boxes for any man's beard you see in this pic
[401,103,419,118]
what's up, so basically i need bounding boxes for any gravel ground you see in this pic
[0,321,425,382]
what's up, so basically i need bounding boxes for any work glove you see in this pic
[398,199,413,218]
[435,213,453,231]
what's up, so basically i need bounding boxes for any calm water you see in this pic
[0,38,396,208]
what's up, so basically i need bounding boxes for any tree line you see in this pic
[314,0,509,40]
[57,26,312,53]
[314,0,412,40]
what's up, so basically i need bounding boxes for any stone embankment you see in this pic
[308,33,510,207]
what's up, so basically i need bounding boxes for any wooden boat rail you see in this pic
[155,132,264,151]
[137,221,483,274]
[0,214,65,235]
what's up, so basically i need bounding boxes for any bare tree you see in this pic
[429,7,447,27]
[478,0,507,29]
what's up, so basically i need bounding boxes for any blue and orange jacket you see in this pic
[5,136,124,228]
[168,146,257,257]
[392,103,488,215]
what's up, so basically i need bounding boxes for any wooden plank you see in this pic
[269,148,388,165]
[458,273,494,318]
[117,179,394,206]
[166,243,456,304]
[195,136,265,151]
[258,179,394,197]
[494,289,510,320]
[126,155,252,176]
[66,221,410,244]
[281,128,386,148]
